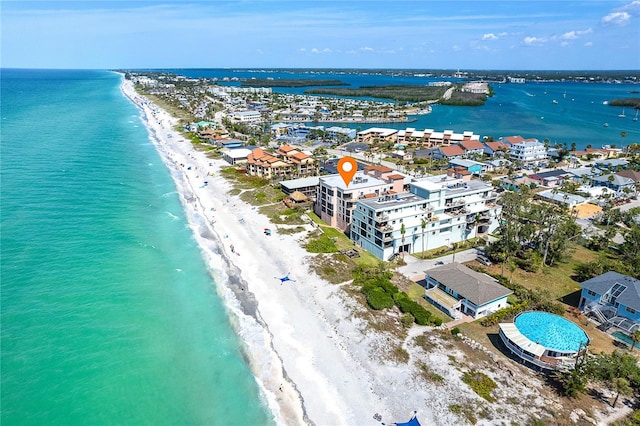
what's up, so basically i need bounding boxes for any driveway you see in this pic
[395,247,483,280]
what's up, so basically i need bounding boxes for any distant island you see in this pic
[609,98,640,109]
[306,83,492,105]
[241,79,349,87]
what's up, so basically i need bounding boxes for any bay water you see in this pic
[1,69,273,425]
[172,68,640,149]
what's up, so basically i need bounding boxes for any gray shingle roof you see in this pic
[426,263,512,306]
[580,272,640,311]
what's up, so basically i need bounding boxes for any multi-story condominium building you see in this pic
[356,127,398,144]
[395,128,480,147]
[231,110,262,123]
[350,177,500,261]
[277,145,318,178]
[315,172,391,232]
[509,141,548,165]
[246,145,317,180]
[246,148,291,180]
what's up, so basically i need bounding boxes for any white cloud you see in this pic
[561,28,592,40]
[310,48,320,53]
[584,41,593,47]
[523,36,546,46]
[299,48,306,52]
[482,33,498,40]
[560,41,570,47]
[622,0,640,13]
[602,11,631,25]
[359,46,374,52]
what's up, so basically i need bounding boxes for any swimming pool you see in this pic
[612,331,633,346]
[514,311,589,353]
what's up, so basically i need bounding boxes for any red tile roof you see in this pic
[364,165,393,173]
[439,145,465,157]
[460,139,485,150]
[386,174,404,180]
[485,142,508,151]
[278,145,296,152]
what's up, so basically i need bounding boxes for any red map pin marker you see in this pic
[337,157,358,187]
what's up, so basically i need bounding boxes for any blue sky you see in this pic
[2,1,639,70]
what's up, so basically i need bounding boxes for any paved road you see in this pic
[617,199,640,212]
[327,148,399,170]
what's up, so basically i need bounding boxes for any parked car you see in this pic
[477,255,492,266]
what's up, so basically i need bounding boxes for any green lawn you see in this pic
[480,244,598,303]
[306,212,380,268]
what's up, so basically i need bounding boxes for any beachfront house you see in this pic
[350,176,500,260]
[280,176,320,201]
[579,272,640,333]
[424,263,512,319]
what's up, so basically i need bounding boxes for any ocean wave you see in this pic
[165,211,179,220]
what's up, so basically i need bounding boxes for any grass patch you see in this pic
[462,370,497,402]
[240,189,271,205]
[305,234,339,253]
[480,244,598,303]
[417,361,444,384]
[413,333,438,353]
[413,237,485,260]
[276,226,306,235]
[259,204,306,225]
[392,276,453,323]
[307,253,355,284]
[390,346,410,364]
[306,212,380,268]
[449,403,478,425]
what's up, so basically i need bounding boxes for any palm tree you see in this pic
[631,330,640,351]
[420,218,427,259]
[400,223,406,259]
[611,377,631,407]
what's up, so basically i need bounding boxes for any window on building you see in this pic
[587,290,597,297]
[626,306,636,314]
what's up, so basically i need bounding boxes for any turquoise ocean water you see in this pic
[1,69,273,425]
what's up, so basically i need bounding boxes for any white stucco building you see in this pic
[350,176,501,261]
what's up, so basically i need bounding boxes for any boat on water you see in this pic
[603,123,609,127]
[633,109,639,122]
[619,108,626,118]
[603,101,609,105]
[552,99,558,104]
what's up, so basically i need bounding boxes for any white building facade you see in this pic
[350,177,501,261]
[509,141,548,165]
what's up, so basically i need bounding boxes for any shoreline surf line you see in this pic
[118,74,307,426]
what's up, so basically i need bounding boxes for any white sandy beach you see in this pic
[120,76,629,426]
